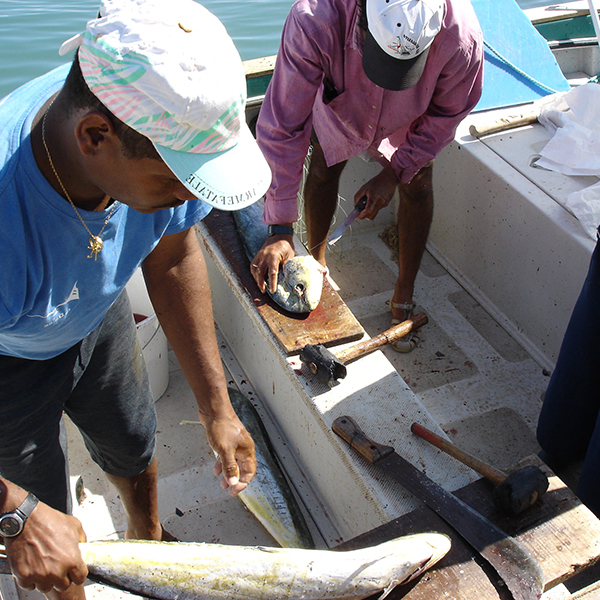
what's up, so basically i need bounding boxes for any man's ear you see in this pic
[74,111,118,157]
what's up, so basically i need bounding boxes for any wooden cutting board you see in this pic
[200,209,364,355]
[335,455,600,599]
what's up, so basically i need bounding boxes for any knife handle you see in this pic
[332,416,394,462]
[355,196,368,212]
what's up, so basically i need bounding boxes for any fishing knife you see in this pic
[332,416,545,600]
[327,196,367,245]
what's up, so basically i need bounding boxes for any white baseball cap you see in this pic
[59,0,271,210]
[363,0,445,91]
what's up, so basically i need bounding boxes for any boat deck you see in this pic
[5,122,600,600]
[2,192,598,600]
[80,213,597,598]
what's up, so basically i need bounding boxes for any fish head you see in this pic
[269,256,323,313]
[284,256,323,311]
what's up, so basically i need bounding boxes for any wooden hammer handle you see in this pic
[335,312,428,364]
[411,422,506,485]
[469,109,538,137]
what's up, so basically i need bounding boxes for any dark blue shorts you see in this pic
[0,291,157,513]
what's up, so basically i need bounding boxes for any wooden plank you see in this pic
[523,2,590,25]
[243,55,276,79]
[335,456,600,599]
[199,209,365,355]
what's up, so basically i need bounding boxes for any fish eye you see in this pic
[295,283,305,292]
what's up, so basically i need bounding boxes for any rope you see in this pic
[483,39,560,94]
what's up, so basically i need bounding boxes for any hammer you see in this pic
[300,312,428,387]
[411,422,549,515]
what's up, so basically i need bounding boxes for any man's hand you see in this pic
[354,164,399,221]
[5,500,87,593]
[204,413,256,496]
[251,235,295,295]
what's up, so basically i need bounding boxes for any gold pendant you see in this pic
[87,236,103,260]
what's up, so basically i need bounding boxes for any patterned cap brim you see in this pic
[155,123,272,211]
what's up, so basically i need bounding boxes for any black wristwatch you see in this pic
[0,493,39,538]
[268,224,294,237]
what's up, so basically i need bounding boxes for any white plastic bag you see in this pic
[535,83,600,238]
[565,182,600,240]
[536,83,600,176]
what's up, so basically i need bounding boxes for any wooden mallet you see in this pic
[300,313,428,387]
[411,422,549,515]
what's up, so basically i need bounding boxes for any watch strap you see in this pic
[14,493,39,520]
[268,224,294,237]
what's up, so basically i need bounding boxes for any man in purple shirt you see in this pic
[252,0,483,351]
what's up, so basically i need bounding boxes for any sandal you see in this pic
[390,299,421,353]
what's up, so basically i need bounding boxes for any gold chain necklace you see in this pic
[41,105,116,260]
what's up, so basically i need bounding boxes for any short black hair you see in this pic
[62,55,160,161]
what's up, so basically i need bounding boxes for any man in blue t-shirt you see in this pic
[0,0,271,597]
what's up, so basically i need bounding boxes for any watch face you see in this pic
[0,514,23,537]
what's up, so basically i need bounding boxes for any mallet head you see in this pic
[492,465,549,515]
[299,343,346,387]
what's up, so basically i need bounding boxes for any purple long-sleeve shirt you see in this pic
[256,0,483,224]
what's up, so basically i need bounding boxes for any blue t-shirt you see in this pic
[0,64,212,359]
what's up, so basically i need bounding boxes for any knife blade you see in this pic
[332,416,544,600]
[327,196,367,245]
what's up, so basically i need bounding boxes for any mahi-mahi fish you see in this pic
[80,533,451,600]
[232,199,323,313]
[229,388,314,549]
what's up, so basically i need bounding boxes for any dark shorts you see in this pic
[0,291,157,513]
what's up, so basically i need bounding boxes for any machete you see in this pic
[332,416,544,600]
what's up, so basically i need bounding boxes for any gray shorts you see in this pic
[0,291,157,513]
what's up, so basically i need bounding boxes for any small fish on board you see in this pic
[78,533,451,600]
[228,388,315,549]
[232,199,323,313]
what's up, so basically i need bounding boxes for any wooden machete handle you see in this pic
[332,416,394,463]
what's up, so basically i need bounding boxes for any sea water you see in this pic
[0,0,293,99]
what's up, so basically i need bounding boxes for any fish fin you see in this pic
[395,554,436,585]
[377,579,399,600]
[257,546,286,553]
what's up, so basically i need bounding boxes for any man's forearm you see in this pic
[142,228,233,421]
[0,479,28,518]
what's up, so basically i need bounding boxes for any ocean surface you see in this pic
[0,0,293,99]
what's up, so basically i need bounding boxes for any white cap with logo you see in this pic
[363,0,445,91]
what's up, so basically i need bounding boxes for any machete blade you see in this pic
[333,416,544,600]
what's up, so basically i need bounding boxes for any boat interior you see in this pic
[3,2,600,600]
